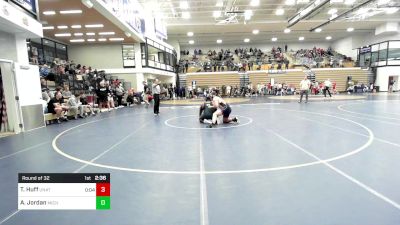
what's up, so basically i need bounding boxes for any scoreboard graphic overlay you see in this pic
[18,173,111,210]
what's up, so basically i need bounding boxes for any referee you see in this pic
[152,79,161,115]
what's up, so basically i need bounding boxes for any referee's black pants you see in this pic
[154,94,160,114]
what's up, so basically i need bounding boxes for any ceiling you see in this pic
[38,0,135,45]
[138,0,400,46]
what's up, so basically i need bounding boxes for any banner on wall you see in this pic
[10,0,37,15]
[101,0,145,34]
[154,17,167,40]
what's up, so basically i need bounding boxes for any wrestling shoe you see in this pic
[232,117,239,123]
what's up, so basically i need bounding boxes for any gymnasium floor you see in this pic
[1,93,400,225]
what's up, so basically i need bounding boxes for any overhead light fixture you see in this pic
[125,32,132,37]
[250,0,260,7]
[284,28,291,33]
[299,36,305,41]
[43,26,54,30]
[55,33,71,37]
[271,37,278,42]
[109,38,124,41]
[244,10,253,20]
[87,39,96,42]
[82,0,94,8]
[70,39,85,42]
[71,25,82,29]
[252,29,259,34]
[344,0,356,5]
[330,14,338,20]
[276,8,285,15]
[315,28,322,32]
[86,32,95,36]
[60,10,82,14]
[213,11,221,18]
[74,33,83,36]
[57,25,68,29]
[99,32,115,35]
[347,27,354,32]
[98,38,107,42]
[378,0,390,5]
[182,12,191,19]
[43,11,56,15]
[285,0,296,5]
[216,1,223,7]
[180,1,189,9]
[330,0,343,3]
[85,24,104,28]
[297,0,310,3]
[189,40,195,44]
[244,38,250,43]
[328,8,337,15]
[217,39,222,43]
[326,36,332,40]
[187,31,194,36]
[385,8,399,14]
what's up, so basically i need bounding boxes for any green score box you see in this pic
[96,196,111,210]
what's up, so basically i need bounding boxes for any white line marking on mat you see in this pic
[164,115,253,130]
[265,128,400,211]
[199,136,209,225]
[338,103,400,121]
[0,210,19,225]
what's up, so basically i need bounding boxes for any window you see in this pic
[122,45,135,68]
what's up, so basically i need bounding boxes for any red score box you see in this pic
[96,183,110,196]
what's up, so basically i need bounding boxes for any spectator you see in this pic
[67,94,80,119]
[47,91,69,123]
[62,85,72,98]
[115,83,125,106]
[96,80,110,111]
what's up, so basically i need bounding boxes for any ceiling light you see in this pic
[74,33,83,36]
[285,0,296,5]
[217,39,222,43]
[85,24,104,28]
[189,40,194,44]
[87,39,96,42]
[180,1,189,9]
[71,25,82,29]
[86,32,95,36]
[125,32,132,37]
[378,0,390,5]
[109,38,124,41]
[213,11,221,18]
[330,0,343,3]
[252,29,259,34]
[244,10,253,20]
[297,0,310,3]
[299,36,305,41]
[284,28,291,33]
[385,8,399,14]
[276,9,285,15]
[43,11,56,15]
[271,37,278,42]
[315,28,322,32]
[347,27,354,32]
[344,0,356,5]
[55,33,71,37]
[216,1,223,7]
[43,26,54,30]
[187,32,194,36]
[99,32,115,35]
[328,8,337,15]
[70,39,85,42]
[57,25,68,29]
[82,0,94,8]
[244,38,250,43]
[98,38,107,42]
[182,12,191,19]
[326,36,332,40]
[60,10,82,14]
[250,0,260,7]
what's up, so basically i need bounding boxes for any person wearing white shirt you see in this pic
[299,76,311,103]
[323,79,332,98]
[152,79,161,115]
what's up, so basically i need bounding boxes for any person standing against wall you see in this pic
[153,79,161,115]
